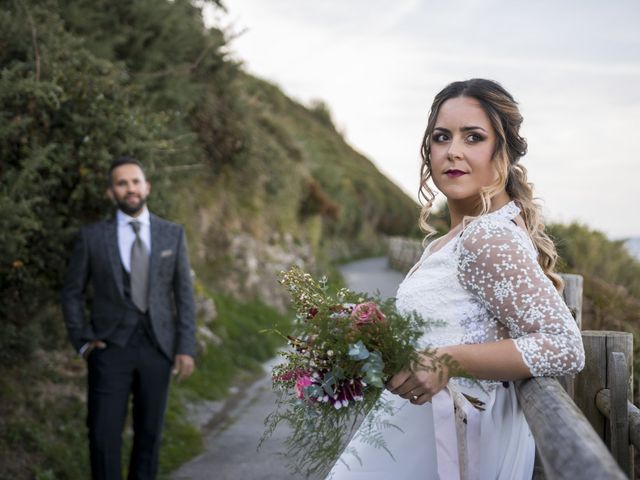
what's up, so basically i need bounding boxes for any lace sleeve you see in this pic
[457,218,585,377]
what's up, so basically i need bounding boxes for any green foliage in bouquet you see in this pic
[261,267,454,477]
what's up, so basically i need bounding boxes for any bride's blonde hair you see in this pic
[418,79,563,289]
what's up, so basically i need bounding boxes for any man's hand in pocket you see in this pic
[83,340,107,359]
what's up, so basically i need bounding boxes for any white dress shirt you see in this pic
[116,207,151,272]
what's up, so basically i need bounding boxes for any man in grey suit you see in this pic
[61,156,196,480]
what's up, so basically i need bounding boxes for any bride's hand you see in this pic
[386,349,451,406]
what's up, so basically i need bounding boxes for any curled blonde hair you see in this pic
[418,79,563,289]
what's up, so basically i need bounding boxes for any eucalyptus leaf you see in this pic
[348,341,370,360]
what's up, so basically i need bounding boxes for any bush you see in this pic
[0,3,175,360]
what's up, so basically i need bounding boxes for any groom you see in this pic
[61,156,196,480]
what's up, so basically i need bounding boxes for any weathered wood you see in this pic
[595,389,610,417]
[556,274,583,401]
[525,273,584,480]
[575,332,608,438]
[531,450,546,480]
[515,376,626,479]
[604,332,634,479]
[576,331,634,477]
[607,332,634,477]
[597,391,640,452]
[608,352,631,476]
[560,274,583,329]
[604,332,634,406]
[627,400,640,449]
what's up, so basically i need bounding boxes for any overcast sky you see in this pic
[204,1,640,239]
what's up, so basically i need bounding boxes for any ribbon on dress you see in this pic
[432,385,482,480]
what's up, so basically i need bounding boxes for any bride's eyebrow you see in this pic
[433,126,487,133]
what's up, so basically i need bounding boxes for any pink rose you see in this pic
[350,302,386,326]
[295,374,314,399]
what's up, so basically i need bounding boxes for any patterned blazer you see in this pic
[61,213,196,359]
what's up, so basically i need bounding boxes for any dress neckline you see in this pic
[405,201,522,279]
[428,201,520,257]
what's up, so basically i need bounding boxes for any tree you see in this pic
[0,2,176,360]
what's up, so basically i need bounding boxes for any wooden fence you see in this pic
[385,237,638,479]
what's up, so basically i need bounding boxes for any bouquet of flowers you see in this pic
[261,266,458,477]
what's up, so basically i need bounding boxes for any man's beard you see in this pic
[116,195,147,216]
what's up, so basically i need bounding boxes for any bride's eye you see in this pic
[467,133,485,143]
[432,133,448,143]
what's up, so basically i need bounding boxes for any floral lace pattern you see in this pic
[457,207,585,376]
[396,201,585,381]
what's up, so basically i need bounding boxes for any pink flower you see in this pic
[328,304,353,319]
[295,374,314,399]
[273,367,306,382]
[350,302,386,326]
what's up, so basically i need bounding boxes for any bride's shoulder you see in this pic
[457,211,532,257]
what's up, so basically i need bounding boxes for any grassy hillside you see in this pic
[171,72,419,308]
[548,223,640,402]
[0,0,419,361]
[0,2,418,477]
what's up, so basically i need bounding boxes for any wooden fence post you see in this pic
[574,331,634,477]
[608,351,631,476]
[560,274,583,329]
[557,274,583,400]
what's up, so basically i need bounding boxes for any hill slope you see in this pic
[172,72,419,309]
[0,0,419,359]
[0,3,419,477]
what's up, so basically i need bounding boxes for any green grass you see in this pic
[158,391,203,474]
[0,292,291,480]
[179,290,291,402]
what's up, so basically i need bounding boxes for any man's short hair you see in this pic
[108,156,146,185]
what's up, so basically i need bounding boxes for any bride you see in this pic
[326,79,585,479]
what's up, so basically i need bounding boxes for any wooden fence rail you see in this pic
[515,376,626,479]
[385,237,638,479]
[597,387,640,450]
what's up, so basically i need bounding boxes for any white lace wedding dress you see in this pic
[326,201,585,480]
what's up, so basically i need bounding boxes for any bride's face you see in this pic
[429,96,498,202]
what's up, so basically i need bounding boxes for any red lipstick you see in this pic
[445,169,467,178]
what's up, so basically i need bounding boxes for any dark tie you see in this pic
[130,220,149,312]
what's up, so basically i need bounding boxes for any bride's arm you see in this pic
[454,218,584,378]
[437,339,531,381]
[389,218,585,404]
[387,340,528,404]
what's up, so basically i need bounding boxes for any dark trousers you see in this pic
[87,321,172,480]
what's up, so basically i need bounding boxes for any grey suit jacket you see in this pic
[61,213,196,359]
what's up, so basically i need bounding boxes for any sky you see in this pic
[204,1,640,239]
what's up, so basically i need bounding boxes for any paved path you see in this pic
[339,256,405,299]
[170,257,404,480]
